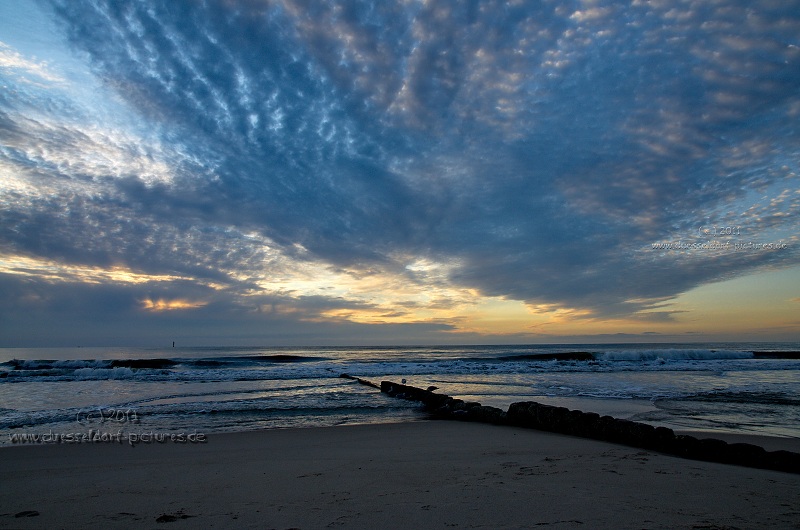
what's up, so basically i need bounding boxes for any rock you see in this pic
[697,438,729,462]
[595,415,618,442]
[549,407,572,433]
[627,422,657,448]
[529,404,567,433]
[430,398,464,417]
[466,405,507,424]
[564,409,587,436]
[653,426,676,450]
[450,399,466,410]
[339,374,381,389]
[724,443,767,468]
[763,450,800,474]
[380,381,453,410]
[605,419,636,444]
[670,436,729,462]
[573,412,601,438]
[670,434,700,459]
[506,402,536,427]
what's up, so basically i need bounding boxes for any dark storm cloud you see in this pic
[3,0,799,332]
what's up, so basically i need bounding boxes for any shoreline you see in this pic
[2,421,799,528]
[4,416,799,452]
[3,411,799,453]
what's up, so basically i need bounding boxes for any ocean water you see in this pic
[1,343,799,446]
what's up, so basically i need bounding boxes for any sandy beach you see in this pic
[2,421,799,529]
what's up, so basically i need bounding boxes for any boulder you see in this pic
[724,443,767,468]
[670,434,700,459]
[572,412,601,438]
[763,450,800,474]
[696,438,729,462]
[506,402,538,428]
[595,415,618,442]
[466,405,507,424]
[653,426,676,451]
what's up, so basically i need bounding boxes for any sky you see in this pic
[1,0,799,347]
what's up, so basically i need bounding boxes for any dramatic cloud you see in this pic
[0,0,798,345]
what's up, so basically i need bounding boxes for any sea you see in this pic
[1,343,799,446]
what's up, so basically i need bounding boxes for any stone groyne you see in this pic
[376,379,800,475]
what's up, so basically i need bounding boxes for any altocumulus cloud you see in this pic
[0,0,799,345]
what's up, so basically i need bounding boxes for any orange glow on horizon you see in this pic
[141,298,208,312]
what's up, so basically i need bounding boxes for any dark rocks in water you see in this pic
[380,381,451,409]
[432,398,467,415]
[381,381,502,426]
[339,374,381,389]
[361,378,382,389]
